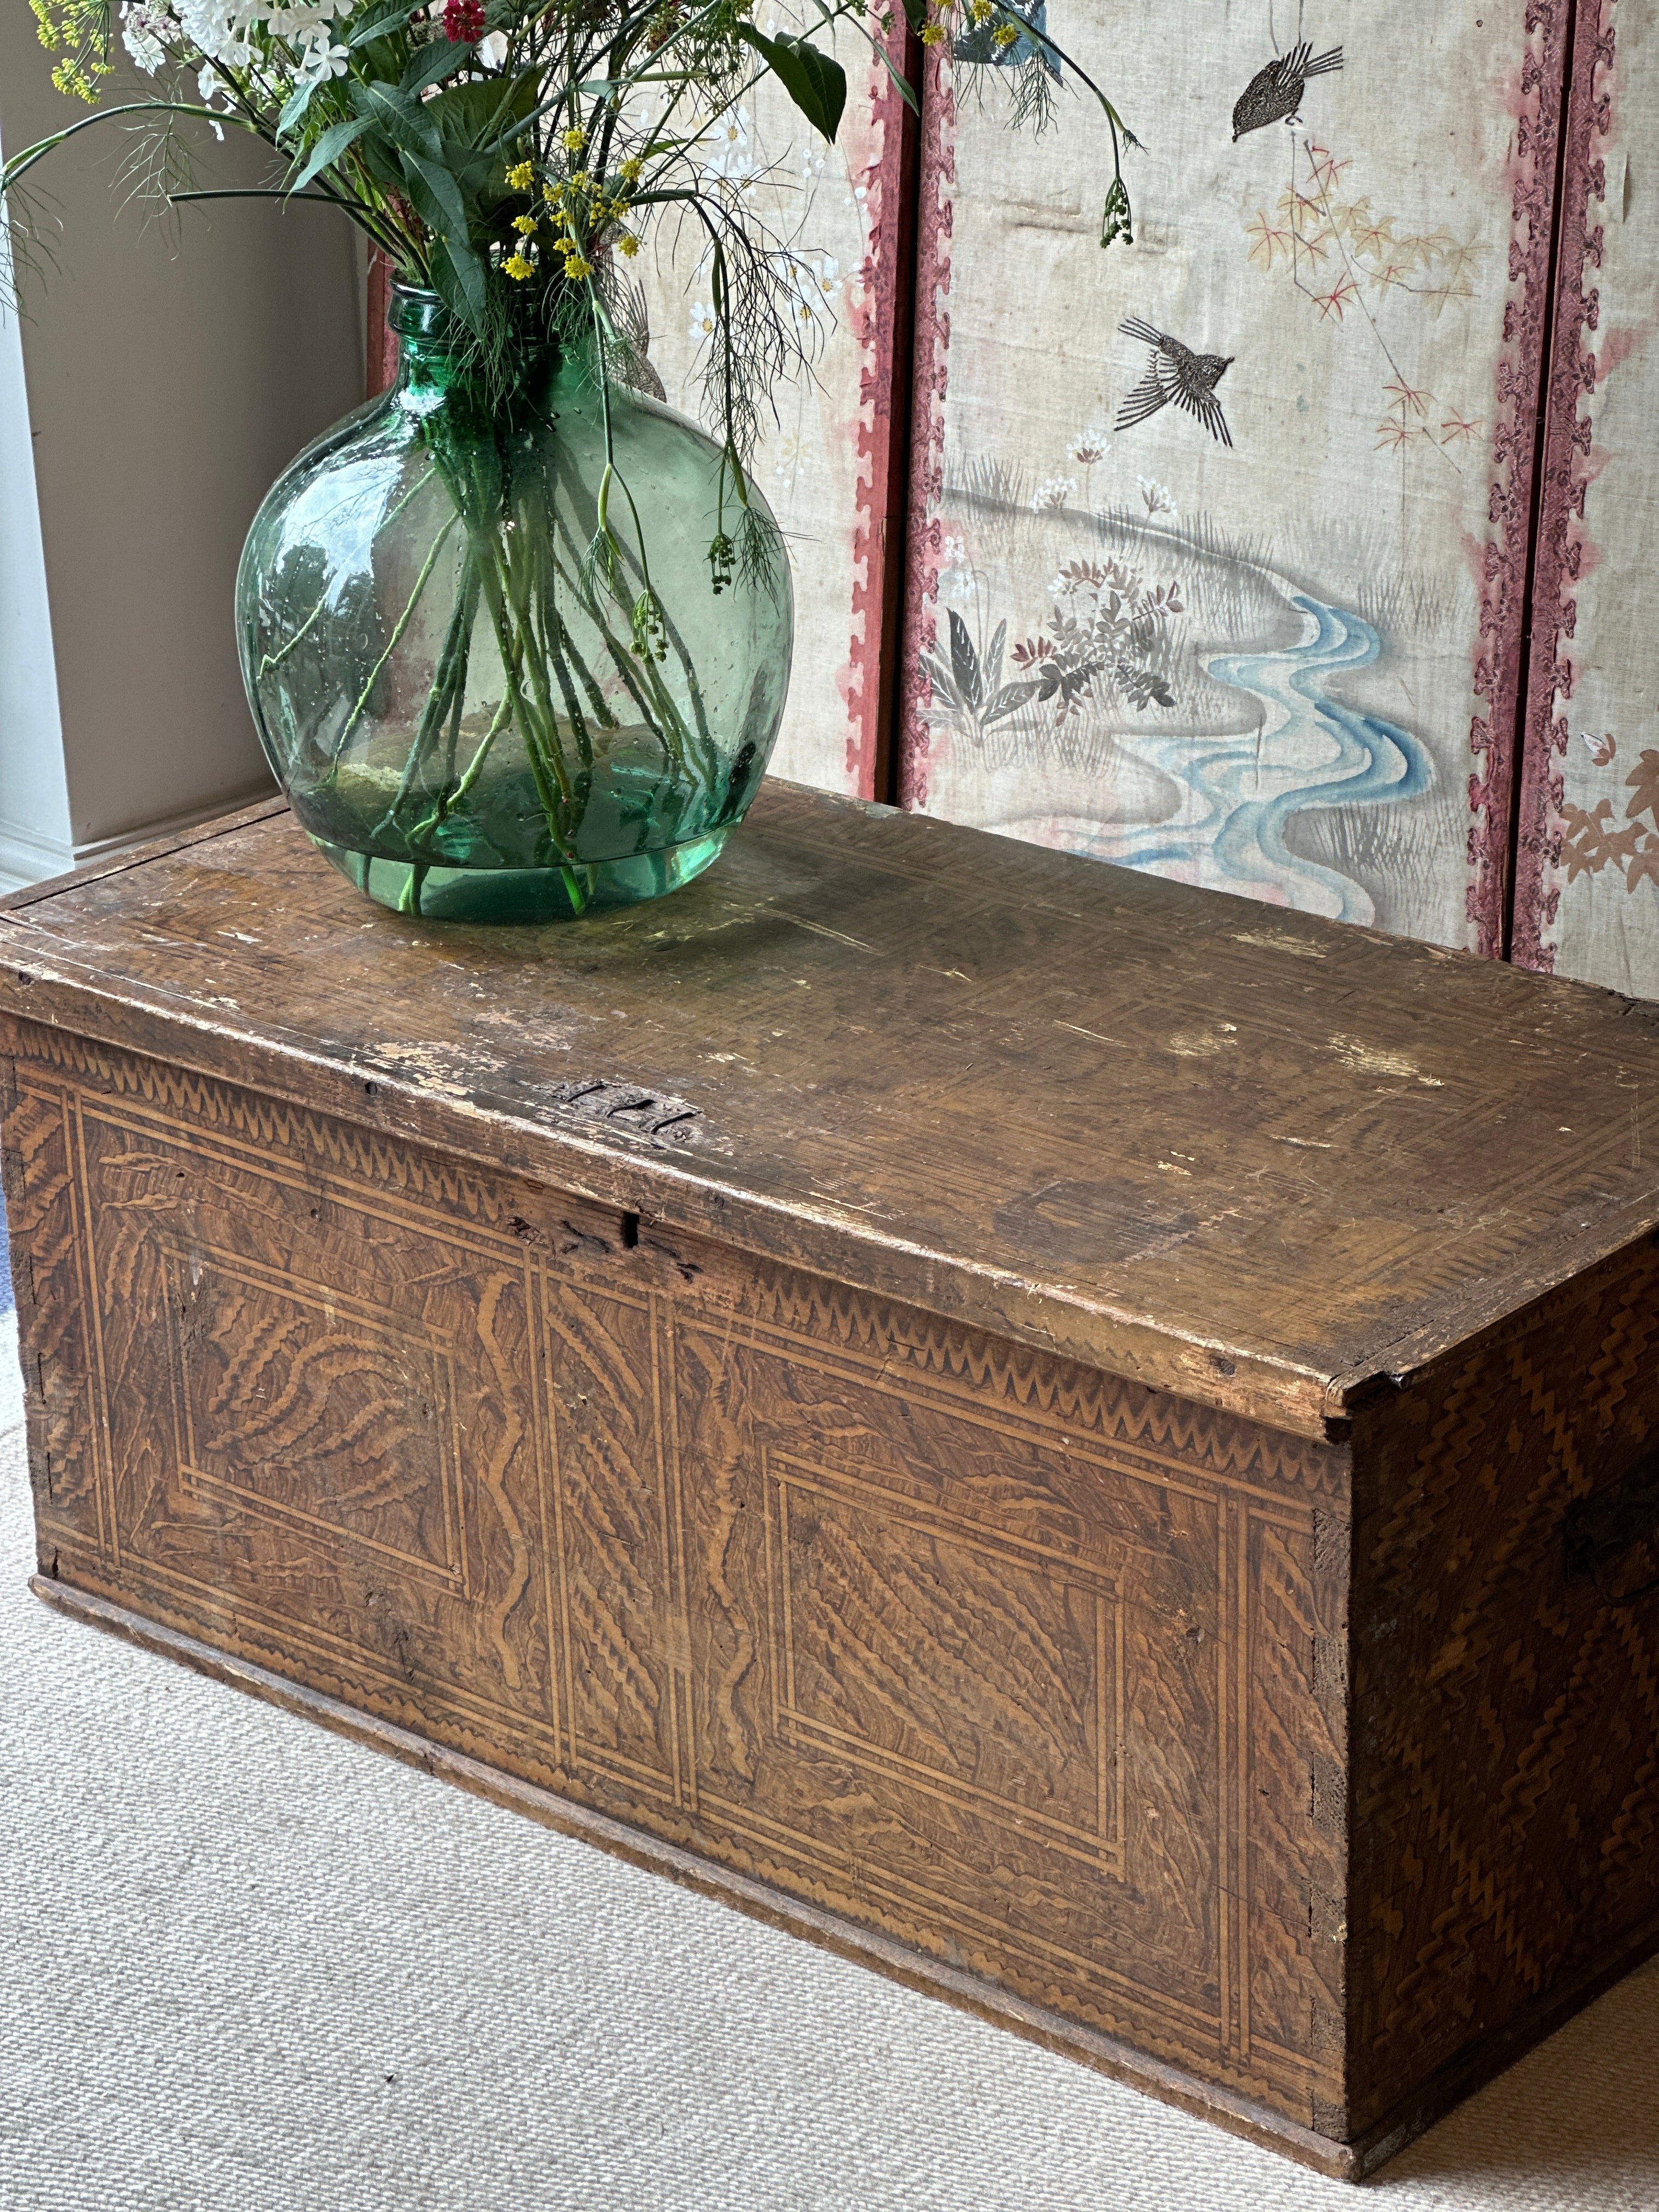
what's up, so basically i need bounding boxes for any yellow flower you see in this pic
[568,170,591,191]
[562,127,587,153]
[968,0,991,20]
[919,21,943,41]
[618,232,640,257]
[512,213,538,234]
[503,252,535,280]
[562,254,595,280]
[620,156,644,184]
[992,17,1019,43]
[506,160,534,190]
[543,179,565,205]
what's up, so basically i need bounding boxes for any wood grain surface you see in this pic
[7,785,1659,2175]
[2,783,1659,1443]
[2,1018,1347,2140]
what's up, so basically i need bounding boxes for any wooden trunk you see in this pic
[5,785,1659,2179]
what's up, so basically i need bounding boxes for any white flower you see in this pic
[1068,426,1111,466]
[177,0,250,59]
[297,29,349,82]
[689,300,717,343]
[1031,475,1076,512]
[120,2,172,72]
[245,0,333,31]
[940,534,967,567]
[1137,475,1176,518]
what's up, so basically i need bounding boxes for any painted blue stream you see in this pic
[1114,594,1432,924]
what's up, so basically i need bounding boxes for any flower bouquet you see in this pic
[6,0,1133,921]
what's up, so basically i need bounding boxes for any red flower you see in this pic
[444,0,485,39]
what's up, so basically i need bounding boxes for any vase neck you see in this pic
[388,285,563,400]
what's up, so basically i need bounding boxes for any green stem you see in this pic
[327,511,458,772]
[377,552,480,833]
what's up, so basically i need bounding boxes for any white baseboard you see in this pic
[0,780,278,895]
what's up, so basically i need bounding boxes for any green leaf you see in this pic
[349,76,442,162]
[288,113,373,195]
[872,36,919,114]
[276,76,319,139]
[430,231,487,336]
[425,72,538,148]
[400,38,473,98]
[349,4,417,46]
[899,0,927,33]
[736,25,847,143]
[1100,173,1132,249]
[401,148,470,239]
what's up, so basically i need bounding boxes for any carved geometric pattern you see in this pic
[764,1450,1125,1876]
[1350,1235,1659,2135]
[160,1242,469,1595]
[3,1020,1344,2130]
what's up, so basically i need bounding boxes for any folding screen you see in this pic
[630,25,916,799]
[898,5,1575,953]
[369,26,916,801]
[1511,0,1659,996]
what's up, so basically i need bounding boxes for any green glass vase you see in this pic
[236,287,794,923]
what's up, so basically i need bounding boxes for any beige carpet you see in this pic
[3,1319,1657,2210]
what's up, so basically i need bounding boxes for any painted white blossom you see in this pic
[700,105,758,189]
[688,300,717,343]
[120,2,172,73]
[1137,475,1176,518]
[1067,426,1111,466]
[772,250,840,327]
[938,534,977,603]
[1030,475,1076,513]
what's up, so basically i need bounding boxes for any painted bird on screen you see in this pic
[1232,40,1343,139]
[1115,320,1235,448]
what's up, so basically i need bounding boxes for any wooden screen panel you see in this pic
[1512,0,1659,995]
[898,5,1573,954]
[6,1019,1350,2135]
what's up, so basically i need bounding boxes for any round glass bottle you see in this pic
[236,287,794,923]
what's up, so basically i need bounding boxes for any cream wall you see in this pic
[0,28,363,885]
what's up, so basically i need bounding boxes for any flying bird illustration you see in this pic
[1232,40,1343,140]
[1115,320,1235,448]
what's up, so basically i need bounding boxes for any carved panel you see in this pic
[765,1450,1123,1875]
[161,1245,467,1596]
[4,1025,1349,2130]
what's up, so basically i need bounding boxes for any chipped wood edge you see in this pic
[31,1570,1369,2182]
